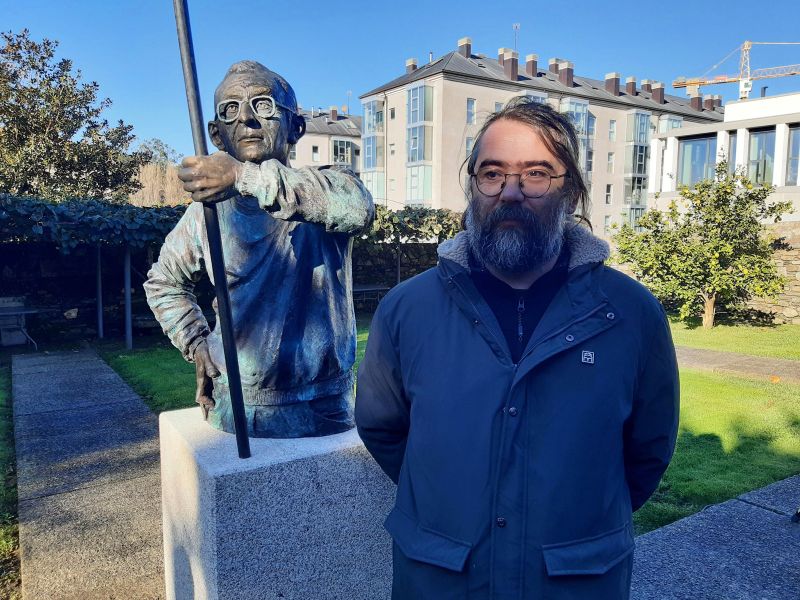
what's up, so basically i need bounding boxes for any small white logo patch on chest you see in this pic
[581,350,595,364]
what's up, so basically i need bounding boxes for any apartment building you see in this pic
[649,91,800,220]
[360,37,722,234]
[291,107,362,174]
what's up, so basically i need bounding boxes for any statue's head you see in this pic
[208,61,306,164]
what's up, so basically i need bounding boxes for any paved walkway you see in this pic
[10,346,800,599]
[12,350,163,599]
[676,345,800,384]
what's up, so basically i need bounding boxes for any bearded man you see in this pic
[355,98,679,599]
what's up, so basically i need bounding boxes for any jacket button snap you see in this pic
[508,407,518,417]
[473,319,480,325]
[565,334,575,342]
[606,312,615,320]
[496,517,507,528]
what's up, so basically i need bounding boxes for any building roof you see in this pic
[361,50,724,122]
[300,110,362,137]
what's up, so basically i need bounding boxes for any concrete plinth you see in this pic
[160,408,395,600]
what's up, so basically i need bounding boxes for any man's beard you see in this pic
[466,197,568,274]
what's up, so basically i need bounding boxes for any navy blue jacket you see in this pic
[355,226,680,599]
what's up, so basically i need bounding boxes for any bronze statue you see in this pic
[144,61,374,438]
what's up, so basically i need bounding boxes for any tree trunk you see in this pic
[702,294,716,329]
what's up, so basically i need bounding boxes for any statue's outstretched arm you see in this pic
[143,203,211,362]
[236,159,375,234]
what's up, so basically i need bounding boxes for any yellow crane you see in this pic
[673,41,800,100]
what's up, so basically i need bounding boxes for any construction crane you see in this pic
[673,41,800,100]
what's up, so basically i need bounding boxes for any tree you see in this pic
[613,161,792,328]
[0,29,149,201]
[129,139,189,206]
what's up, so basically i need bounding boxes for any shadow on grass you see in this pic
[635,425,800,535]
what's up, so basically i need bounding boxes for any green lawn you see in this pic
[0,359,20,599]
[670,321,800,361]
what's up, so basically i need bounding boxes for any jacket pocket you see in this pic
[542,523,634,576]
[384,506,473,572]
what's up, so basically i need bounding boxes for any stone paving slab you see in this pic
[16,414,159,501]
[13,373,140,415]
[14,399,153,439]
[12,351,99,372]
[676,346,800,384]
[632,499,800,600]
[18,472,164,600]
[739,474,800,516]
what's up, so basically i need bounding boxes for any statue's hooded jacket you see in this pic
[355,226,680,599]
[145,160,373,432]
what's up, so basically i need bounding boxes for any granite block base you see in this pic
[160,408,395,600]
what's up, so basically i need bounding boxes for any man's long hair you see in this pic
[461,96,591,229]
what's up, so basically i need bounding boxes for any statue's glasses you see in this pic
[216,96,295,124]
[472,167,569,199]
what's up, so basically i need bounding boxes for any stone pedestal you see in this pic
[160,408,395,600]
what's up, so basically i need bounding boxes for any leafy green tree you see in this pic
[0,30,149,201]
[613,162,792,328]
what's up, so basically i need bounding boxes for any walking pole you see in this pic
[172,0,250,459]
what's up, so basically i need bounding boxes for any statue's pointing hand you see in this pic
[178,152,244,204]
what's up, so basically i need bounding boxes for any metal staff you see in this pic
[173,0,250,459]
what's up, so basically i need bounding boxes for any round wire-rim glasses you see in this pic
[472,168,570,198]
[216,95,295,124]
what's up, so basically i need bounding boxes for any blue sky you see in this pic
[4,0,799,158]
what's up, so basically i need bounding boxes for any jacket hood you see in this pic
[437,224,610,272]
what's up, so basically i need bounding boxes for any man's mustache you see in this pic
[482,203,538,231]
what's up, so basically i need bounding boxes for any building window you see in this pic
[407,125,432,163]
[312,145,320,162]
[363,100,384,133]
[390,107,395,120]
[466,136,474,160]
[728,132,737,174]
[407,85,433,125]
[560,98,589,135]
[406,165,433,206]
[629,207,645,232]
[588,114,596,138]
[289,147,296,160]
[586,148,594,173]
[608,120,617,141]
[626,111,651,145]
[604,215,611,234]
[605,184,613,204]
[362,171,385,201]
[525,91,548,104]
[787,126,800,186]
[332,139,353,165]
[389,143,395,156]
[363,136,384,170]
[607,152,615,174]
[467,98,476,124]
[625,176,647,205]
[677,135,717,186]
[495,101,504,113]
[748,128,776,185]
[658,116,682,134]
[625,144,648,176]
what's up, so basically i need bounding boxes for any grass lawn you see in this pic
[0,357,20,599]
[669,321,800,361]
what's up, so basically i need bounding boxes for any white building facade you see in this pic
[291,107,362,174]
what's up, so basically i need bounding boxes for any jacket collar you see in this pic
[436,224,610,273]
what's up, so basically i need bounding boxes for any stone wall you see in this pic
[747,221,800,324]
[352,242,438,286]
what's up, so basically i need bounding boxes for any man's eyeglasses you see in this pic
[472,168,569,199]
[216,95,294,124]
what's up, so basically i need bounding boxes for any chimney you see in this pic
[605,72,621,96]
[625,76,637,96]
[690,94,703,111]
[651,81,665,104]
[498,47,511,66]
[558,61,574,87]
[548,58,560,74]
[503,50,519,81]
[703,96,715,111]
[641,79,652,93]
[406,58,417,74]
[714,95,723,108]
[525,54,538,77]
[458,37,472,58]
[329,106,338,121]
